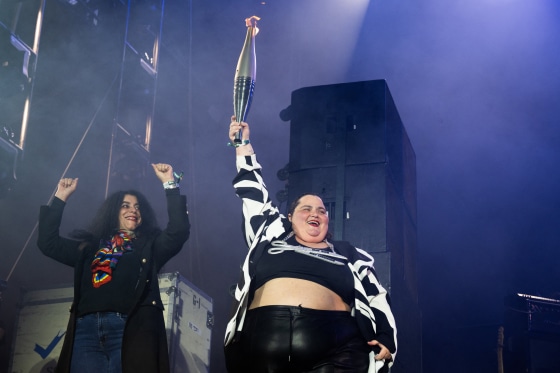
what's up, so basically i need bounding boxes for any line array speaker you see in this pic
[286,80,421,373]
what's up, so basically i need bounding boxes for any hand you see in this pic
[55,178,78,202]
[229,115,250,143]
[368,340,392,361]
[151,163,175,183]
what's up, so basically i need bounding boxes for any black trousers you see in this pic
[225,305,370,373]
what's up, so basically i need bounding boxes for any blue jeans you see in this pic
[71,312,127,373]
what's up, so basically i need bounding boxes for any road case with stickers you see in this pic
[9,272,213,373]
[159,272,213,373]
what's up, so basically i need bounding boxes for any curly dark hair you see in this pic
[70,190,161,242]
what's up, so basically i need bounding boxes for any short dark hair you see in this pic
[287,193,333,240]
[287,193,323,216]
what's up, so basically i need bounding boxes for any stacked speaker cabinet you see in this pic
[504,294,560,373]
[286,80,421,373]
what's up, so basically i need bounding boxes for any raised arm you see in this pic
[55,177,79,202]
[229,115,254,157]
[228,116,286,248]
[38,177,82,267]
[151,163,190,269]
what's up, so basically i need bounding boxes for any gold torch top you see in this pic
[245,15,260,32]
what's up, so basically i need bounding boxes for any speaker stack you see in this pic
[285,80,421,373]
[504,293,560,373]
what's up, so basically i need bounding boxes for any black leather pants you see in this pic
[225,305,370,373]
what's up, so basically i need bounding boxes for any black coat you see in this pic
[37,189,190,373]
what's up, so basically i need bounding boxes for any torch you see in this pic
[233,16,260,144]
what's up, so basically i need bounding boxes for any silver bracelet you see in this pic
[163,180,178,189]
[227,139,250,148]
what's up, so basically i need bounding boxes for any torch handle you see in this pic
[233,76,255,143]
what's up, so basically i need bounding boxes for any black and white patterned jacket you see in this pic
[224,154,397,373]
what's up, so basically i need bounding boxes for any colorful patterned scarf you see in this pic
[91,229,135,288]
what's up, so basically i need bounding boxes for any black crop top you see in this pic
[253,237,355,306]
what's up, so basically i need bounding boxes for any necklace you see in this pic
[268,232,347,266]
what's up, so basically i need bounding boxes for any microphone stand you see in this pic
[0,279,7,343]
[0,278,7,310]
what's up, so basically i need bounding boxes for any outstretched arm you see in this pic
[151,162,190,269]
[39,179,82,267]
[229,115,254,157]
[151,163,177,186]
[54,178,78,202]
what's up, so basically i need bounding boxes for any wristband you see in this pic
[163,180,178,189]
[227,139,250,148]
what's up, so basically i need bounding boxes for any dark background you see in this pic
[1,0,560,372]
